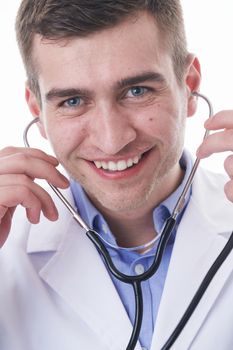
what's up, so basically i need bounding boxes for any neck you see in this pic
[104,209,156,249]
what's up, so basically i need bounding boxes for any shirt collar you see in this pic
[70,180,100,231]
[153,150,193,234]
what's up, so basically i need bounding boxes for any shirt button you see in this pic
[102,223,108,234]
[134,264,145,275]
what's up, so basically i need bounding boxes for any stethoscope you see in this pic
[23,92,233,350]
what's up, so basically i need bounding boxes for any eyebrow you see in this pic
[117,71,166,89]
[45,71,166,102]
[45,88,91,102]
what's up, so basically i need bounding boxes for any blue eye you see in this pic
[65,97,81,107]
[128,86,147,97]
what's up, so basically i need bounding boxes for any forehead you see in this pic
[32,11,174,92]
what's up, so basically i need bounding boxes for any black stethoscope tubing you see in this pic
[87,217,176,349]
[160,230,233,350]
[87,222,233,350]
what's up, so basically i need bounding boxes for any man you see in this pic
[0,1,233,349]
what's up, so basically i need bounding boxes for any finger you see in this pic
[0,208,15,247]
[0,146,58,166]
[205,110,233,130]
[197,129,233,158]
[224,154,233,179]
[0,206,16,222]
[0,205,8,220]
[224,180,233,203]
[0,206,16,226]
[0,153,69,188]
[0,186,42,224]
[0,184,58,223]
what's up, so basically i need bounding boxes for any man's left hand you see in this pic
[197,110,233,202]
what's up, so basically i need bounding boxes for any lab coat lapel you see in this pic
[151,168,233,350]
[27,189,141,350]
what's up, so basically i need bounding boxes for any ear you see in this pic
[25,83,47,139]
[185,54,202,117]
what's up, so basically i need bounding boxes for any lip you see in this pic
[86,149,152,180]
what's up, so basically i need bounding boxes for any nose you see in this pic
[88,104,137,155]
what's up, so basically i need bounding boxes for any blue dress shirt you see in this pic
[70,151,193,350]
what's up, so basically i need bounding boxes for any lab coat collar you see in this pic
[27,188,74,253]
[151,167,233,349]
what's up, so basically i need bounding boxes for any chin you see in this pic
[88,182,157,214]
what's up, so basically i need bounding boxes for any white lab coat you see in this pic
[0,167,233,350]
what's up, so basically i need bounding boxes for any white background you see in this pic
[0,1,232,173]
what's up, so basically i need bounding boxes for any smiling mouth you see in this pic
[93,154,143,172]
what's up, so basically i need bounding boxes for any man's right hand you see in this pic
[0,146,70,247]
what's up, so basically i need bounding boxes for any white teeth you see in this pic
[127,159,133,167]
[117,160,127,171]
[108,161,117,171]
[94,161,102,169]
[102,161,108,170]
[93,155,142,171]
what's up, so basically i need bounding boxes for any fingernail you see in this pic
[48,207,59,221]
[196,145,204,158]
[49,156,59,165]
[204,116,214,127]
[60,174,70,187]
[196,146,201,157]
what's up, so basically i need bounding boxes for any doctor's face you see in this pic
[28,12,198,215]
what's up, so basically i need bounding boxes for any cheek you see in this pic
[137,102,186,145]
[135,104,172,135]
[44,120,87,159]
